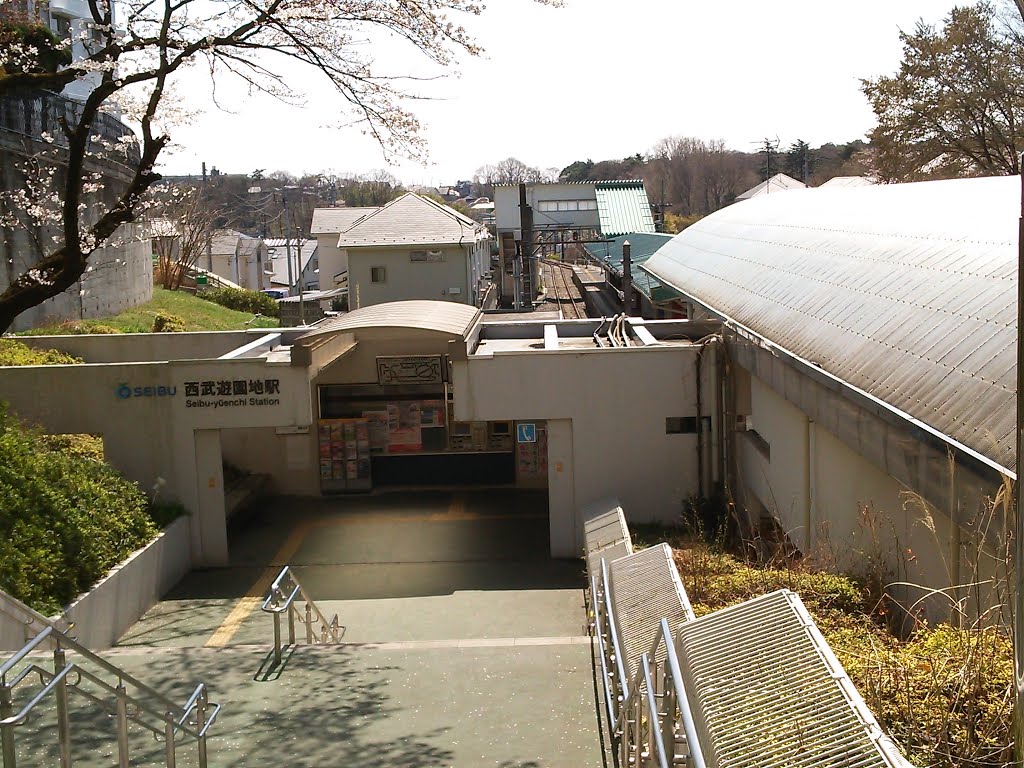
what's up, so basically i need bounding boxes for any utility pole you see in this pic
[282,188,294,293]
[297,224,306,326]
[202,162,213,272]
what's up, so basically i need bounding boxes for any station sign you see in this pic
[376,355,445,385]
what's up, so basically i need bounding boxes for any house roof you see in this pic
[209,230,261,258]
[263,239,318,287]
[594,181,656,237]
[310,207,378,235]
[584,233,678,302]
[735,173,806,201]
[644,175,1019,474]
[302,300,481,339]
[335,193,483,248]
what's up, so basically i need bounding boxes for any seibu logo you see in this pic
[116,383,177,399]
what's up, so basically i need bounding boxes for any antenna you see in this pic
[751,137,781,187]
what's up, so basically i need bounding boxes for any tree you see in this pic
[493,157,542,186]
[783,140,814,183]
[149,185,217,291]
[559,159,594,183]
[0,0,557,333]
[861,2,1024,181]
[341,170,403,208]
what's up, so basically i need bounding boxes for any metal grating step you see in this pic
[582,498,633,581]
[608,544,695,680]
[676,589,914,768]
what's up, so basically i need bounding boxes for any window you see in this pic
[370,266,386,283]
[410,250,444,263]
[666,417,699,434]
[537,199,597,213]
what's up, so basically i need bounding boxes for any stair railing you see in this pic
[617,618,706,768]
[261,566,343,666]
[0,625,220,768]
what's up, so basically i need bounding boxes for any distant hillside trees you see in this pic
[862,1,1024,180]
[643,137,756,217]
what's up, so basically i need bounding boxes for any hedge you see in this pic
[0,407,157,614]
[198,287,279,318]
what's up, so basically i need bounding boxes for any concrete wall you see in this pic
[0,357,314,567]
[349,245,471,309]
[62,516,191,648]
[741,373,972,619]
[1,226,153,332]
[454,345,712,555]
[19,331,254,362]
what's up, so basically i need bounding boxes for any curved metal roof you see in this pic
[307,300,481,339]
[644,176,1018,473]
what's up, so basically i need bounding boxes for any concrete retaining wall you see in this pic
[0,517,190,651]
[62,516,191,649]
[20,330,254,362]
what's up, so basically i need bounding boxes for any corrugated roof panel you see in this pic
[594,182,656,237]
[644,176,1018,473]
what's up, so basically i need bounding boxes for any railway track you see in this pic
[542,259,587,319]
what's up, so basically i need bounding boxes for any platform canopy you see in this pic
[645,175,1019,474]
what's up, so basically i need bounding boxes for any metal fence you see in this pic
[0,89,141,166]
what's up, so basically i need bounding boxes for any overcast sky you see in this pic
[157,0,962,185]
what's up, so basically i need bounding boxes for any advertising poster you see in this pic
[420,400,445,427]
[363,410,390,453]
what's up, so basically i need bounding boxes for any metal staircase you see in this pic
[0,592,219,768]
[584,501,917,768]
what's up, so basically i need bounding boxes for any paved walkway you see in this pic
[100,490,605,767]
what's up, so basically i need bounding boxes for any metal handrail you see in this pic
[600,558,631,701]
[261,566,342,666]
[618,618,707,768]
[0,621,219,768]
[590,573,621,735]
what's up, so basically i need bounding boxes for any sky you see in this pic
[156,0,963,185]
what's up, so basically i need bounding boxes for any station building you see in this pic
[0,175,1015,623]
[2,304,719,566]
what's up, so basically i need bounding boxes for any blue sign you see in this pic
[116,383,177,399]
[517,422,537,443]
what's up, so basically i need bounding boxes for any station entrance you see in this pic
[316,382,547,491]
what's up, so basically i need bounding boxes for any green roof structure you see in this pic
[594,181,656,237]
[583,232,683,303]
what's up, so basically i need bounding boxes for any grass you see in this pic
[631,525,1013,768]
[18,287,279,334]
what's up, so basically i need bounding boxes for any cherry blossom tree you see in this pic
[0,0,559,332]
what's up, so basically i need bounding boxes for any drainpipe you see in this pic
[695,343,705,500]
[1016,155,1024,768]
[622,240,633,315]
[805,419,815,554]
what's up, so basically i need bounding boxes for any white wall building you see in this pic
[645,175,1016,619]
[314,194,490,310]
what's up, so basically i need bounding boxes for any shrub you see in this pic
[0,405,157,614]
[0,339,81,366]
[199,287,279,318]
[152,311,186,332]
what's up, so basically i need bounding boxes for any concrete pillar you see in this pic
[546,419,576,558]
[192,429,228,567]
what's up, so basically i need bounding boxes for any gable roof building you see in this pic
[734,173,806,201]
[310,194,491,309]
[337,193,483,248]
